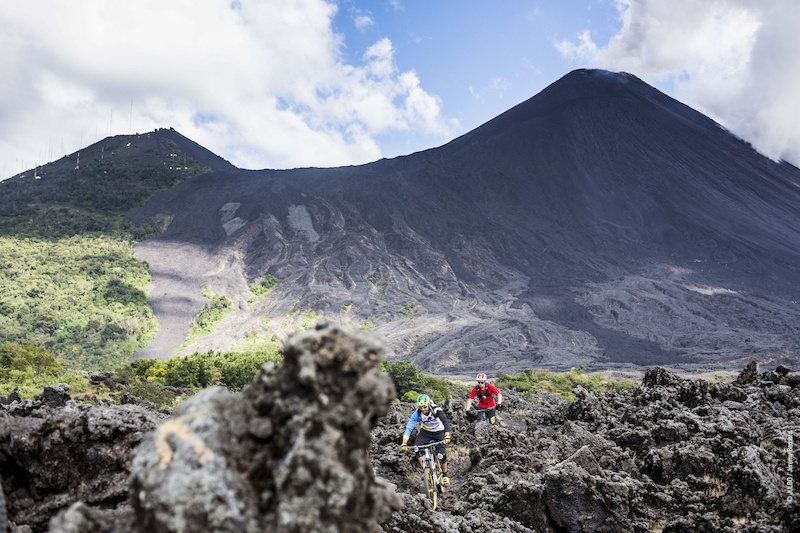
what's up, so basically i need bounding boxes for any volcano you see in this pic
[127,69,800,373]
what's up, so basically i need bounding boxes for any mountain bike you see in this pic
[469,407,493,425]
[411,440,446,510]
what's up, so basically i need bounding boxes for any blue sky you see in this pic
[2,1,799,178]
[331,0,624,158]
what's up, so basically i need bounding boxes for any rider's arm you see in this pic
[437,409,452,434]
[464,387,476,410]
[489,384,502,405]
[403,409,420,437]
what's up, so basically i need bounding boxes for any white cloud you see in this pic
[467,76,513,103]
[354,14,374,31]
[556,0,800,166]
[555,30,598,59]
[489,77,512,98]
[0,0,456,176]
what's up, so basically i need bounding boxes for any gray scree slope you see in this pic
[128,69,800,374]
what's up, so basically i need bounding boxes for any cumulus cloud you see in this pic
[0,0,456,176]
[556,0,800,166]
[354,14,374,31]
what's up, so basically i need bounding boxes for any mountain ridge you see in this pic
[123,69,800,373]
[5,68,799,374]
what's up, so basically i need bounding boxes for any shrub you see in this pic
[127,344,283,392]
[121,380,182,411]
[401,390,419,403]
[495,366,637,400]
[382,359,456,404]
[383,360,426,398]
[249,275,278,297]
[0,341,88,399]
[0,341,63,379]
[184,291,233,342]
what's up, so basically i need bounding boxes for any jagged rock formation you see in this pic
[0,386,164,532]
[375,362,798,532]
[1,326,797,532]
[125,69,800,374]
[126,321,400,533]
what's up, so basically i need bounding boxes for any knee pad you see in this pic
[490,416,496,424]
[437,451,447,463]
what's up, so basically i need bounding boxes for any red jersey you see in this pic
[469,383,500,408]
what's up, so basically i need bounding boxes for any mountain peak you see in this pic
[442,68,720,155]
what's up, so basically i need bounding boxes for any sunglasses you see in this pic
[477,381,486,385]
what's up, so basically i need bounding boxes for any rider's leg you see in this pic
[436,440,449,482]
[415,431,431,469]
[488,407,497,424]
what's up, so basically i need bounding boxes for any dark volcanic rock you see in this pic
[1,478,6,533]
[126,69,800,375]
[376,363,799,532]
[2,326,798,532]
[126,321,400,533]
[0,397,162,532]
[4,327,431,531]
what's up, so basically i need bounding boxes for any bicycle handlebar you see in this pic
[411,440,445,451]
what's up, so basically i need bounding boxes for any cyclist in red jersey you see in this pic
[464,372,503,424]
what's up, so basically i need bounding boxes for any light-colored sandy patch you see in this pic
[287,204,320,243]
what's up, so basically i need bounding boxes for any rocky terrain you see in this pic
[1,323,797,532]
[123,69,800,374]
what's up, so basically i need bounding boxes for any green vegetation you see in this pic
[360,320,375,331]
[129,345,283,391]
[0,235,157,369]
[399,302,416,316]
[300,311,318,330]
[0,341,88,398]
[228,330,281,356]
[381,360,460,404]
[248,274,278,301]
[496,366,638,401]
[1,336,282,406]
[0,131,210,371]
[183,290,234,345]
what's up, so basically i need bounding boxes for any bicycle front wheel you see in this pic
[423,467,438,511]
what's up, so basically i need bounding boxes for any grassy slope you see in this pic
[0,130,209,370]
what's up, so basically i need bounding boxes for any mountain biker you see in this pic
[401,394,451,484]
[464,373,503,424]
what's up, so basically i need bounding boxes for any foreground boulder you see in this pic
[126,321,401,533]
